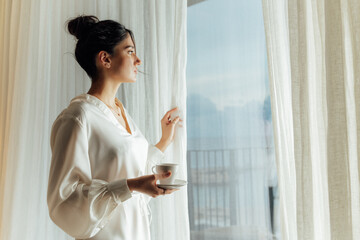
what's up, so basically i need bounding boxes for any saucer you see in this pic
[157,179,187,189]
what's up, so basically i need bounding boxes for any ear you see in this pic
[97,51,112,69]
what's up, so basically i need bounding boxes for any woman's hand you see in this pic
[157,107,182,151]
[126,172,179,198]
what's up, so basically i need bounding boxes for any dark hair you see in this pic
[66,15,136,81]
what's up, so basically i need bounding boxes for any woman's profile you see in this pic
[47,15,182,240]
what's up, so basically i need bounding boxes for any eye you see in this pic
[128,50,135,55]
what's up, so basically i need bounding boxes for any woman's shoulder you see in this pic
[53,94,92,127]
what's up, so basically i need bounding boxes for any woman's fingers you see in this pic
[165,188,180,194]
[161,107,178,121]
[168,107,178,114]
[170,116,181,125]
[154,171,171,181]
[155,187,179,196]
[164,107,178,117]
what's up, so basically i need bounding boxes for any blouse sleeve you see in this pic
[145,144,166,175]
[47,115,132,239]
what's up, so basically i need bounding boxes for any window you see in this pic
[186,0,281,239]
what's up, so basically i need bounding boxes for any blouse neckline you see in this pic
[72,93,135,136]
[115,99,132,135]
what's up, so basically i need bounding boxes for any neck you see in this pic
[87,78,121,107]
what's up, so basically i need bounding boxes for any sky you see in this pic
[187,0,269,111]
[186,0,273,145]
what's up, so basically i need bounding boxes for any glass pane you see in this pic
[186,0,281,239]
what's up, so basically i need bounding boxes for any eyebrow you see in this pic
[124,45,135,50]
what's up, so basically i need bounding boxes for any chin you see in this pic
[121,77,136,83]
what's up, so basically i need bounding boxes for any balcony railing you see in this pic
[187,147,278,240]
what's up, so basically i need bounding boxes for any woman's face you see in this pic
[107,34,141,83]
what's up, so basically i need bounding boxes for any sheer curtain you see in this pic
[263,0,360,239]
[0,1,189,239]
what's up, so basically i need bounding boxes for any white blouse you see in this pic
[47,93,165,240]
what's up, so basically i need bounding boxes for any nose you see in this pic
[135,55,142,66]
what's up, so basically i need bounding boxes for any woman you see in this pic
[47,15,182,240]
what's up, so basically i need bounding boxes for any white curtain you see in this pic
[0,0,189,239]
[263,0,360,239]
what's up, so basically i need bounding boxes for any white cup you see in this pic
[152,163,179,184]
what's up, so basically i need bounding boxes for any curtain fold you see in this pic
[0,1,189,239]
[263,0,360,239]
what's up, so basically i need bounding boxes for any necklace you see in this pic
[106,103,121,117]
[91,94,122,117]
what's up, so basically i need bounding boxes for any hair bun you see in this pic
[67,15,99,40]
